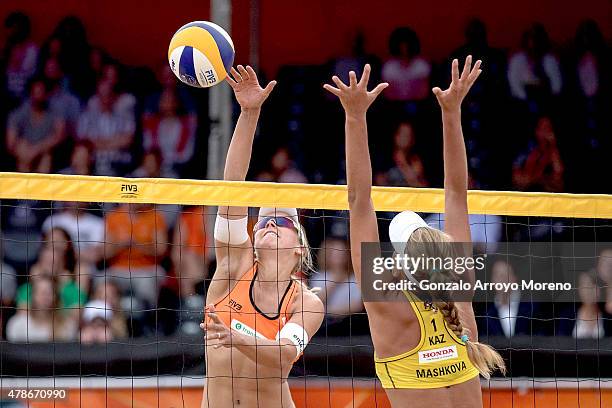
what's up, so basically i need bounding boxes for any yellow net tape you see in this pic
[1,172,611,219]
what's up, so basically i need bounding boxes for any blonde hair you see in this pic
[407,227,506,379]
[291,222,323,293]
[294,221,315,276]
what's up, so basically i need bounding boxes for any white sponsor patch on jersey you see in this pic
[230,319,266,339]
[418,345,458,364]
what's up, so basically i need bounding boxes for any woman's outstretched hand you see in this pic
[323,64,388,118]
[432,55,482,112]
[227,65,277,111]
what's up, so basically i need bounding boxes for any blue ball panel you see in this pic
[179,22,234,74]
[178,46,201,88]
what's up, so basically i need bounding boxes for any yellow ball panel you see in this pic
[168,27,226,78]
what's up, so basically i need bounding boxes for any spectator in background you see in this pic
[144,63,197,117]
[508,24,562,105]
[0,197,48,270]
[130,149,180,227]
[572,270,604,338]
[7,275,78,342]
[330,31,381,86]
[566,20,610,101]
[6,77,65,173]
[80,300,115,344]
[561,20,611,192]
[74,47,109,101]
[171,205,209,298]
[155,205,209,335]
[512,115,564,192]
[90,280,127,339]
[37,36,63,74]
[59,141,94,175]
[425,212,503,254]
[77,78,136,176]
[382,27,431,103]
[49,16,91,101]
[0,259,17,308]
[16,227,87,312]
[98,62,135,114]
[310,238,363,333]
[255,146,308,183]
[596,247,612,316]
[42,57,81,138]
[2,12,38,105]
[375,120,428,187]
[142,89,196,177]
[104,203,168,306]
[42,202,104,293]
[131,148,162,178]
[450,19,507,96]
[478,259,536,337]
[448,20,508,189]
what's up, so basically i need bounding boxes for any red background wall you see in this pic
[1,0,610,76]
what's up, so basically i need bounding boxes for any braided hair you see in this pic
[408,228,506,379]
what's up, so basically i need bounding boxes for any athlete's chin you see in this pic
[255,243,294,251]
[255,236,291,250]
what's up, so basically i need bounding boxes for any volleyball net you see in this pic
[1,172,612,408]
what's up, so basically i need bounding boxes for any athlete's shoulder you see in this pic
[290,284,324,314]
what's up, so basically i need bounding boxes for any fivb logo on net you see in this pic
[120,183,139,199]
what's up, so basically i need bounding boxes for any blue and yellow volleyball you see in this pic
[168,21,235,88]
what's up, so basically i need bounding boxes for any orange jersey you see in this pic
[178,207,207,256]
[214,265,297,340]
[105,205,167,268]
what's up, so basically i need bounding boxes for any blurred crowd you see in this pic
[0,12,610,343]
[1,13,204,180]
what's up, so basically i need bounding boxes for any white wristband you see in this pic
[214,215,249,245]
[276,322,309,358]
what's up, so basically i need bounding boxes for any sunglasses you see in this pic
[253,216,297,233]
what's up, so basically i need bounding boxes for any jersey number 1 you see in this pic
[430,318,438,332]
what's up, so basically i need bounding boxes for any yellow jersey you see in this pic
[374,291,480,389]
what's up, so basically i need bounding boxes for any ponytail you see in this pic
[434,301,506,379]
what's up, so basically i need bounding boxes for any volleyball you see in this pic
[168,21,235,88]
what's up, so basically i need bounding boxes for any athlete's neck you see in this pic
[255,260,294,292]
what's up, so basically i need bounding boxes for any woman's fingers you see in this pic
[358,64,371,88]
[349,71,358,88]
[460,55,472,80]
[205,331,227,341]
[226,75,238,88]
[451,59,459,85]
[237,65,250,80]
[323,84,341,96]
[467,60,483,84]
[263,80,277,97]
[204,322,225,332]
[245,65,258,81]
[332,75,348,90]
[230,67,242,83]
[207,312,223,324]
[370,82,389,97]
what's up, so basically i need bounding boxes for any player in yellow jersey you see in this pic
[324,57,505,407]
